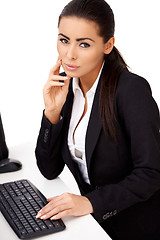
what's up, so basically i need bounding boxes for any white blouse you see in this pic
[67,65,104,184]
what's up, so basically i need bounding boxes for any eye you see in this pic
[80,42,90,48]
[59,38,69,44]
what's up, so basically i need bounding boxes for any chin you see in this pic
[64,70,79,79]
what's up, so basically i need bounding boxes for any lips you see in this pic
[64,63,80,71]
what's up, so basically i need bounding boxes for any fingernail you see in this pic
[41,215,46,219]
[63,77,68,80]
[51,216,56,220]
[36,210,42,218]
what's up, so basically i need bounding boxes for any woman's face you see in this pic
[57,16,112,80]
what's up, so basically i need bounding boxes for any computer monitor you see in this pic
[0,114,9,161]
[0,113,22,173]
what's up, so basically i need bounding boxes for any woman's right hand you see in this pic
[43,59,70,124]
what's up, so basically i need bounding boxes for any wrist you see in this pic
[44,109,61,124]
[83,196,94,214]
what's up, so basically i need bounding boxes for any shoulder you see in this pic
[117,69,151,90]
[115,69,152,103]
[115,69,160,123]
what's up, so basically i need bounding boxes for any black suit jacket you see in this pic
[35,69,160,240]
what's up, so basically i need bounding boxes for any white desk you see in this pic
[0,142,111,240]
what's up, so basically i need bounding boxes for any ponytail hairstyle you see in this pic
[58,0,128,143]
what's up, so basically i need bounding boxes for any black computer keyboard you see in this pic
[0,179,65,239]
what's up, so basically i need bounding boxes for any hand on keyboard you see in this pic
[36,192,93,221]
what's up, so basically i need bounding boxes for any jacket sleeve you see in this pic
[35,112,65,179]
[85,74,160,223]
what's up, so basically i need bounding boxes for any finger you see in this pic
[40,204,70,220]
[36,201,56,218]
[46,195,62,202]
[43,82,64,91]
[36,204,53,218]
[49,59,62,76]
[43,79,65,94]
[50,209,72,220]
[36,195,64,218]
[47,81,64,87]
[37,192,73,218]
[48,75,68,82]
[57,56,62,61]
[47,196,56,202]
[47,193,70,203]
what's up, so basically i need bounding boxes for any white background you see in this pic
[0,0,160,147]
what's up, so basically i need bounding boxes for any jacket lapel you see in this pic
[62,77,102,178]
[61,79,78,177]
[85,78,102,173]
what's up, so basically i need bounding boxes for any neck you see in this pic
[79,61,104,96]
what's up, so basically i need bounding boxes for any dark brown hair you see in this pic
[58,0,128,143]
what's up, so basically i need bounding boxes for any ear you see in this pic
[104,37,115,55]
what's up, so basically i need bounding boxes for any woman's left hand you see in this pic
[36,193,93,220]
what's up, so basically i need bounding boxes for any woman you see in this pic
[35,0,160,239]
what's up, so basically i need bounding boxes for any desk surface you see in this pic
[0,142,111,240]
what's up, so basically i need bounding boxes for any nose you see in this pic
[66,44,77,60]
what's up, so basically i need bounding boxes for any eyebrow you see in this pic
[58,33,95,42]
